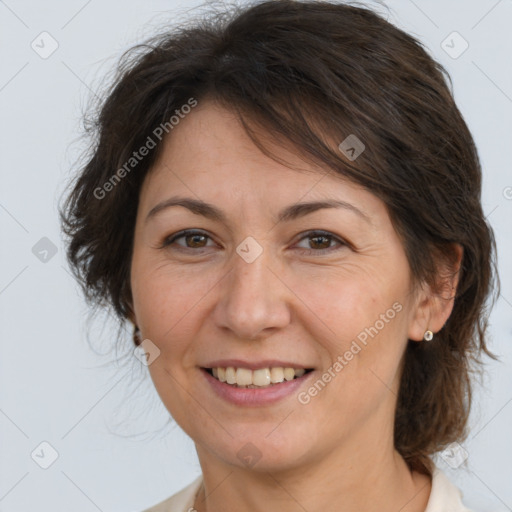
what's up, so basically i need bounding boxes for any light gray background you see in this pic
[0,0,511,510]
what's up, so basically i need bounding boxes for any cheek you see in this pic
[131,262,217,351]
[290,265,398,340]
[291,267,408,389]
[131,265,210,422]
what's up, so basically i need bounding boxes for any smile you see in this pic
[204,366,314,388]
[200,366,316,407]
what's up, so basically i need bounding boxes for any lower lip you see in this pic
[200,368,314,407]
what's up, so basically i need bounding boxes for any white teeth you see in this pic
[225,367,236,384]
[283,368,295,381]
[208,366,309,387]
[270,367,284,383]
[252,368,271,386]
[236,368,253,386]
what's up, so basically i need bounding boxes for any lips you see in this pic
[200,365,315,406]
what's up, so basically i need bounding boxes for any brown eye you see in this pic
[308,234,331,249]
[160,229,348,255]
[161,230,214,250]
[183,233,208,248]
[295,231,347,255]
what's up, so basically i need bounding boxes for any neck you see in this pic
[193,434,431,512]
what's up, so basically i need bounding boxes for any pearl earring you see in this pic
[423,330,433,341]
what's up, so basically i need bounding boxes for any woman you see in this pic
[59,1,499,510]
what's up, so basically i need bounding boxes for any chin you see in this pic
[204,428,314,472]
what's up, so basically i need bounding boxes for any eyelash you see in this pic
[160,229,348,255]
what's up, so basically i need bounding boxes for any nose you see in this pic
[212,246,291,340]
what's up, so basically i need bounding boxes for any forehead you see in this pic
[138,101,386,224]
[148,101,323,187]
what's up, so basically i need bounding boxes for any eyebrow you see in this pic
[145,196,372,225]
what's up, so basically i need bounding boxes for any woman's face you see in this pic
[130,101,429,472]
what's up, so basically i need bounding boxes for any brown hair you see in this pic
[59,0,500,475]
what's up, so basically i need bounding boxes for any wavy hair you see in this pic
[59,0,499,475]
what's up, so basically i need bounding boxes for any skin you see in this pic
[129,100,462,512]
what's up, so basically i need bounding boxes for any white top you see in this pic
[142,466,474,511]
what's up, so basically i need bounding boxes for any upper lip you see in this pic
[201,359,314,371]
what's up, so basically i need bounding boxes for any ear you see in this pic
[408,243,463,342]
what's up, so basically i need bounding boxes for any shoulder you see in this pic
[426,466,474,512]
[141,475,203,512]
